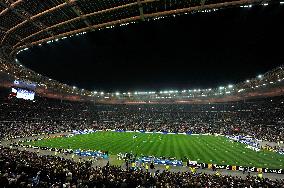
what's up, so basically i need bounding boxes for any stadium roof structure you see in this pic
[0,0,280,59]
[0,0,284,103]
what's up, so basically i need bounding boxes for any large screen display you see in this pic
[15,88,35,100]
[13,80,37,91]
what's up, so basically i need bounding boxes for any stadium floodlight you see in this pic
[246,80,250,83]
[228,84,234,89]
[262,3,268,6]
[238,89,244,93]
[281,2,284,4]
[241,5,252,8]
[73,86,76,89]
[258,75,263,79]
[100,92,104,95]
[115,92,120,96]
[219,86,225,90]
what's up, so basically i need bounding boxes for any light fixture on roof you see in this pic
[238,89,244,93]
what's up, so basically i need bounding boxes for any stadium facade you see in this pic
[0,0,284,103]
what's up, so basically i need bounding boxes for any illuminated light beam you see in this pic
[64,0,92,28]
[11,0,267,55]
[11,16,142,57]
[0,2,67,37]
[0,0,63,44]
[12,1,153,50]
[0,0,24,17]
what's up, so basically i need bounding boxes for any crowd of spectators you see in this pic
[1,147,284,188]
[1,58,284,101]
[91,97,284,142]
[0,88,284,187]
[1,90,283,142]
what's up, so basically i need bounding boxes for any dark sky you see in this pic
[17,4,284,92]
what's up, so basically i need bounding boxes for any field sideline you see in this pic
[28,131,284,169]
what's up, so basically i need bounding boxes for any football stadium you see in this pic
[1,0,284,187]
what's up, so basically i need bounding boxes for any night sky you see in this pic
[17,4,284,92]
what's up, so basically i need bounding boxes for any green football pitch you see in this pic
[28,131,284,169]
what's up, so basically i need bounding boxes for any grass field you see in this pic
[28,131,284,169]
